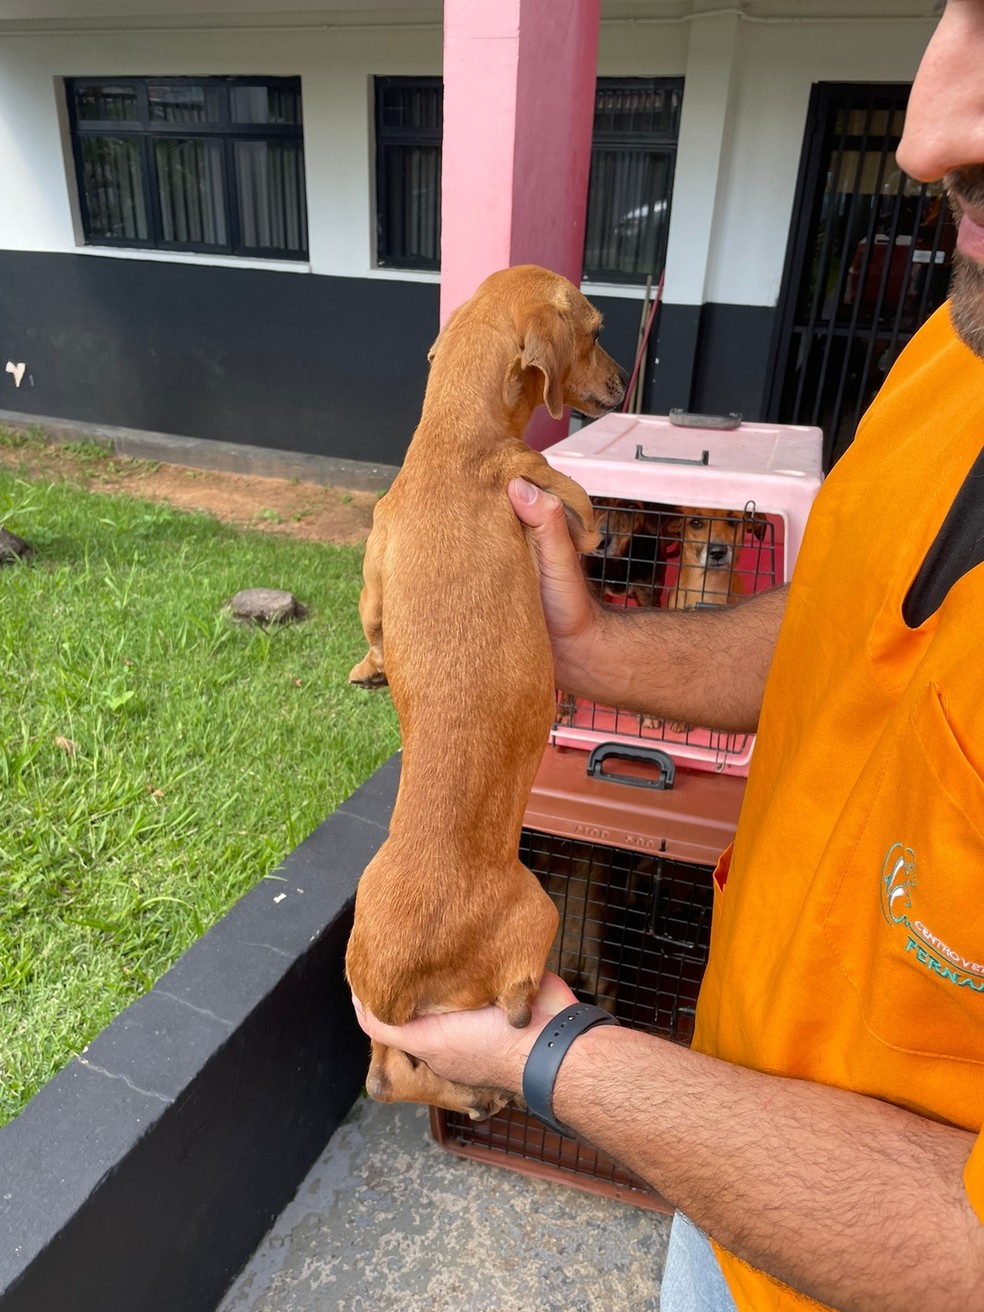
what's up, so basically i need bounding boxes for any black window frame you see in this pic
[374,75,443,272]
[582,76,684,285]
[371,74,683,284]
[66,75,309,261]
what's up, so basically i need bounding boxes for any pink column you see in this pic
[440,0,601,448]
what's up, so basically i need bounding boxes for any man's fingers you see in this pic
[507,477,588,578]
[351,993,399,1045]
[507,477,565,531]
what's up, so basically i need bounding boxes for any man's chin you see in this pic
[949,253,984,360]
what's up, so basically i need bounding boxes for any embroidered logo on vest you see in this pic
[881,842,984,992]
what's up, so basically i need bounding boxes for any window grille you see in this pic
[373,75,683,281]
[375,77,443,270]
[583,78,683,284]
[66,77,308,260]
[770,84,954,468]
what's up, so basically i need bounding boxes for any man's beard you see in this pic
[944,167,984,359]
[949,255,984,358]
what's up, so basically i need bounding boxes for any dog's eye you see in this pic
[689,518,705,531]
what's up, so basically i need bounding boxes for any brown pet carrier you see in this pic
[431,744,745,1210]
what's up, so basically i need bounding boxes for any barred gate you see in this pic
[769,84,955,469]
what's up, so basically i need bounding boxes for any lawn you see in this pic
[0,447,399,1125]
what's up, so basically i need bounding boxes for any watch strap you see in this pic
[521,1003,618,1137]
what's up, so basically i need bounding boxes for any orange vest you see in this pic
[693,305,984,1310]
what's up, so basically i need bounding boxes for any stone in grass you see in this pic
[225,587,308,626]
[0,525,34,564]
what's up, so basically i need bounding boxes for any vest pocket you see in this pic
[821,681,984,1074]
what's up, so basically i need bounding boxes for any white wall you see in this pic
[596,7,935,307]
[0,5,938,306]
[705,15,933,306]
[0,20,443,278]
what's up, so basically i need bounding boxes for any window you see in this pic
[372,75,683,282]
[583,78,683,283]
[374,77,443,270]
[67,77,308,260]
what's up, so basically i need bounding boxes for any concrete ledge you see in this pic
[0,410,400,493]
[0,755,400,1312]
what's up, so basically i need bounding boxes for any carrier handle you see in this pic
[635,445,709,467]
[668,409,743,430]
[586,743,676,790]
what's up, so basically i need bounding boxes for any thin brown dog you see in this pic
[346,265,627,1120]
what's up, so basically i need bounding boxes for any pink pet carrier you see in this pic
[544,411,823,775]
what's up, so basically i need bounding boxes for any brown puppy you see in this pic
[584,499,667,608]
[650,506,766,734]
[664,506,767,611]
[346,265,626,1120]
[557,499,666,725]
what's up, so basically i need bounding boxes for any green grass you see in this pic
[0,465,399,1125]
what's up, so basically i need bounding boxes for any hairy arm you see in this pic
[553,1025,984,1312]
[354,983,984,1312]
[508,478,785,733]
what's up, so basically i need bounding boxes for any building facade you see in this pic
[0,1,942,471]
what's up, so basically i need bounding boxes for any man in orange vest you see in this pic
[354,4,984,1307]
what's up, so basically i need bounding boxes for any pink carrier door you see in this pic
[544,411,823,775]
[432,744,745,1209]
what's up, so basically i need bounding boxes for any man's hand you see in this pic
[507,477,609,695]
[352,972,578,1098]
[507,474,783,730]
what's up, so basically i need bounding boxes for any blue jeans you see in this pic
[660,1213,738,1312]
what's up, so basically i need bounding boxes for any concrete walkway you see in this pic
[218,1097,670,1312]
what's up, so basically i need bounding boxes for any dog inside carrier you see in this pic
[553,493,779,772]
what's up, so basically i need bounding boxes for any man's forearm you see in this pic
[561,584,787,734]
[550,1025,984,1312]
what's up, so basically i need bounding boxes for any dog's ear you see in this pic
[519,306,574,420]
[662,514,685,538]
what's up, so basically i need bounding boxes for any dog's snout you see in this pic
[708,544,731,566]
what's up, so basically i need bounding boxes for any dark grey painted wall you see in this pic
[0,251,776,465]
[689,302,777,421]
[647,301,776,422]
[0,252,438,466]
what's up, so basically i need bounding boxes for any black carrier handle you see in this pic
[586,743,676,791]
[668,408,743,430]
[635,445,709,467]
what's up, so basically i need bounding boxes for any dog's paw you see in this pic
[465,1090,511,1121]
[349,672,389,690]
[348,659,388,689]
